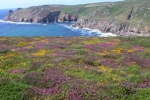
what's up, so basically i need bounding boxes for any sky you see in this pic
[0,0,124,9]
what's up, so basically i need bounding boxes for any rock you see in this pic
[58,13,77,22]
[4,5,77,23]
[9,10,14,14]
[16,8,22,11]
[73,19,134,36]
[4,10,14,21]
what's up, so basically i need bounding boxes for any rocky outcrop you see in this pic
[4,10,14,21]
[58,13,77,22]
[4,5,78,23]
[5,11,61,23]
[71,0,150,36]
[73,19,150,36]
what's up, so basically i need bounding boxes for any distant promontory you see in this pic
[4,5,77,23]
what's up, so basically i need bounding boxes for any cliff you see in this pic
[71,0,150,36]
[4,0,150,36]
[4,5,77,23]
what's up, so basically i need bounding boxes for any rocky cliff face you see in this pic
[72,0,150,36]
[4,5,78,23]
[73,19,150,36]
[4,10,14,21]
[73,20,132,36]
[58,13,77,22]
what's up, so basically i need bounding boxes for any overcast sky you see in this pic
[0,0,124,9]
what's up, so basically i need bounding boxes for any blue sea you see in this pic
[0,9,115,37]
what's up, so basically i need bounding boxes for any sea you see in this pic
[0,9,116,37]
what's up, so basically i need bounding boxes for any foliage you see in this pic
[0,79,29,100]
[0,37,150,99]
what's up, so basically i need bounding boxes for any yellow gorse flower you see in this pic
[0,53,16,61]
[98,66,112,73]
[127,47,144,53]
[112,48,123,54]
[15,42,28,46]
[96,50,110,56]
[83,38,101,44]
[33,49,47,56]
[127,49,134,53]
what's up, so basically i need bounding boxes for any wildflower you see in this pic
[127,49,134,53]
[112,48,123,54]
[127,47,144,53]
[83,38,101,44]
[15,42,28,46]
[98,66,107,72]
[97,50,110,56]
[33,49,47,56]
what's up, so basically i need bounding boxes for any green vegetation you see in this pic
[62,0,150,21]
[0,37,150,99]
[61,0,150,32]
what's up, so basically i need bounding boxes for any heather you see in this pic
[0,37,150,100]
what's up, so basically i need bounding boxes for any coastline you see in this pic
[2,19,149,37]
[72,22,150,37]
[81,27,118,37]
[0,19,150,37]
[0,19,47,25]
[70,25,118,37]
[0,20,116,37]
[1,19,149,37]
[2,19,118,37]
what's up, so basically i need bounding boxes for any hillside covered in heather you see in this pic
[0,37,150,99]
[4,0,150,36]
[1,0,150,99]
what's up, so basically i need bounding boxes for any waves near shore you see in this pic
[0,19,117,37]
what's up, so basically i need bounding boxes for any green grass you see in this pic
[0,37,150,99]
[64,0,150,32]
[0,80,29,100]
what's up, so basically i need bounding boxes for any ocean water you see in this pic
[0,9,116,37]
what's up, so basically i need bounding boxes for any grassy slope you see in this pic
[61,0,150,28]
[0,37,150,99]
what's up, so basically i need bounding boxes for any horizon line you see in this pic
[0,0,124,9]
